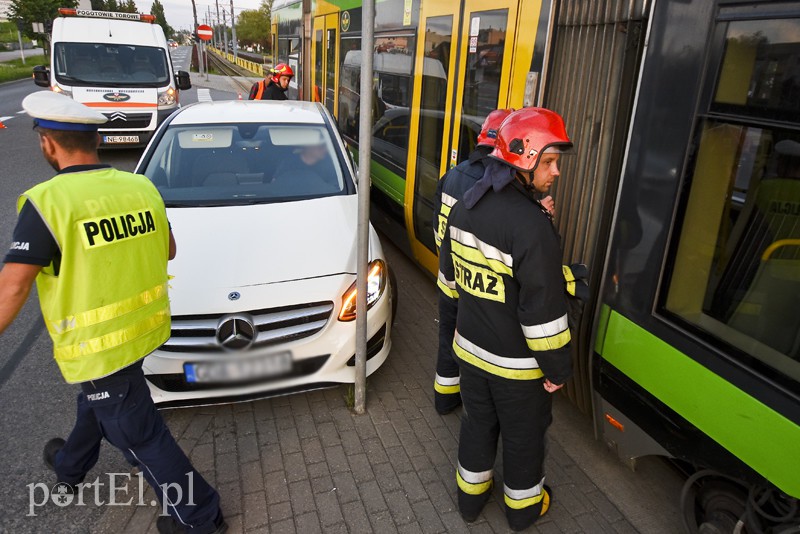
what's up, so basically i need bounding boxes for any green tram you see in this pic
[272,0,800,529]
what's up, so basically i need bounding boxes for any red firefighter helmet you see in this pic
[476,108,514,147]
[490,107,572,171]
[271,63,295,83]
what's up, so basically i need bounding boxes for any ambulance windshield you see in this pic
[53,43,170,87]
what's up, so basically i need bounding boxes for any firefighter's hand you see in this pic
[543,379,563,393]
[541,196,556,218]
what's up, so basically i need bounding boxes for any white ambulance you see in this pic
[33,8,191,147]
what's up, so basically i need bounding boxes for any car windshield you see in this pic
[143,123,351,206]
[54,43,170,87]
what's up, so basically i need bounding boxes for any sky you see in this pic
[136,0,263,32]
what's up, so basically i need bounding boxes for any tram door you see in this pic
[311,14,339,117]
[406,0,520,272]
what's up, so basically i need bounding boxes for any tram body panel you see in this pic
[592,0,800,499]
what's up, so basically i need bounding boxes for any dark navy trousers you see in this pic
[55,360,222,533]
[435,293,462,413]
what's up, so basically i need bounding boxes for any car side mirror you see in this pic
[175,70,191,90]
[32,65,50,87]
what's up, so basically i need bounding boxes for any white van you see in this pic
[33,8,191,148]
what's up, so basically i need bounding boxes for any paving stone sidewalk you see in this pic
[92,242,649,534]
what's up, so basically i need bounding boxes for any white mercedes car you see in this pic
[135,100,394,406]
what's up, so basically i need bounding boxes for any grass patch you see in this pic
[0,55,49,84]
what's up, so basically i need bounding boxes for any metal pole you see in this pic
[17,30,25,65]
[353,0,375,415]
[204,41,209,80]
[229,3,238,61]
[214,1,221,50]
[222,9,229,56]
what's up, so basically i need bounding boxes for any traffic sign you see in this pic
[197,24,213,41]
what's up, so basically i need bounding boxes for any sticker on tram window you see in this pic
[403,0,412,25]
[470,17,480,37]
[469,36,478,54]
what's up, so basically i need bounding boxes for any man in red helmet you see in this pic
[431,108,513,415]
[437,107,574,531]
[249,63,294,101]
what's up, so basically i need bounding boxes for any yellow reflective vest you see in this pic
[19,167,171,384]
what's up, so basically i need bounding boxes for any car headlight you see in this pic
[158,87,177,107]
[338,259,387,321]
[52,84,72,97]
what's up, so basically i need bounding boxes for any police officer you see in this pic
[438,107,574,531]
[0,92,226,534]
[431,108,513,415]
[249,63,294,100]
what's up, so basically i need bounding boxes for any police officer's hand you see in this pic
[543,379,563,393]
[541,196,556,218]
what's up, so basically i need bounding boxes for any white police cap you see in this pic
[22,91,107,132]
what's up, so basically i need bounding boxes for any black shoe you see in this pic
[435,396,462,416]
[508,484,553,532]
[43,438,66,471]
[459,480,492,523]
[156,515,228,534]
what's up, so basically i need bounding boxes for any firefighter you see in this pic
[438,107,574,531]
[431,108,513,415]
[249,63,294,100]
[0,92,226,534]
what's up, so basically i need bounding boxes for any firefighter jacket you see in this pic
[249,79,288,101]
[432,148,492,249]
[438,176,573,385]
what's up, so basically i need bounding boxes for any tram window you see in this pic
[664,119,800,379]
[713,18,800,124]
[458,10,508,162]
[325,29,337,115]
[338,35,415,175]
[338,37,361,141]
[413,15,454,253]
[314,30,323,102]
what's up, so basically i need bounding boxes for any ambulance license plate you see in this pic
[184,352,292,383]
[103,135,140,144]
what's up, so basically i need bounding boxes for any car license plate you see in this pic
[184,352,293,384]
[103,135,140,144]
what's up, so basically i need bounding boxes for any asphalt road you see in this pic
[0,47,237,533]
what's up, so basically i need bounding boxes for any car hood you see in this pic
[167,195,358,293]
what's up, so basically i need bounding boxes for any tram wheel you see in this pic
[687,478,750,534]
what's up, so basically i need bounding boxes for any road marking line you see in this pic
[0,116,13,122]
[197,89,212,102]
[17,110,26,114]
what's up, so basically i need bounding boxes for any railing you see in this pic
[207,46,270,77]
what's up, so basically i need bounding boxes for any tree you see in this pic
[118,0,138,13]
[149,0,173,40]
[235,0,271,51]
[8,0,78,40]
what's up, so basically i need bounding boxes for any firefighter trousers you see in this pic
[54,361,223,533]
[434,293,462,414]
[456,364,552,530]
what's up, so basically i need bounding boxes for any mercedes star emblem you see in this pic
[216,315,256,350]
[228,291,241,301]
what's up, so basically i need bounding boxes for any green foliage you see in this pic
[235,0,271,51]
[0,55,49,84]
[87,0,137,13]
[118,0,138,14]
[149,0,174,40]
[8,0,78,40]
